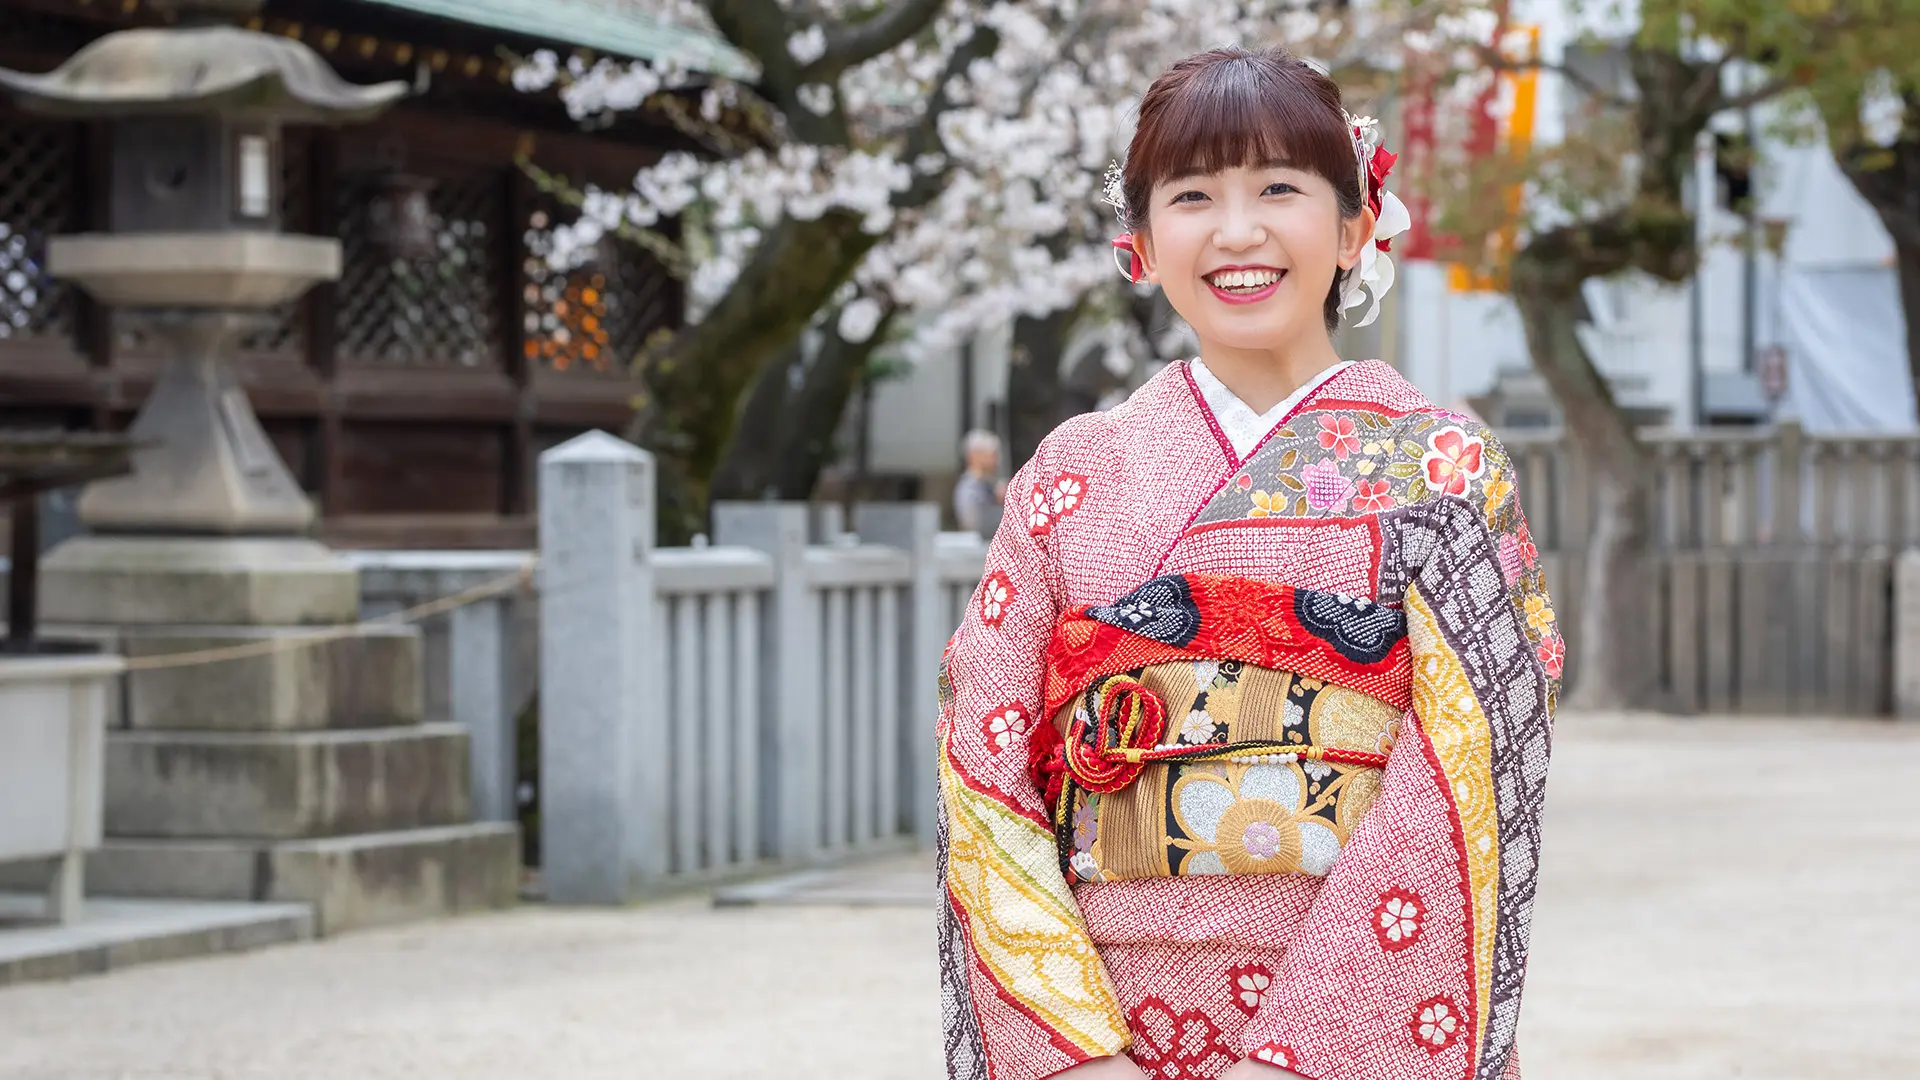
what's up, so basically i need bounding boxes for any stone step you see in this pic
[106,724,471,840]
[61,823,521,936]
[0,893,314,987]
[46,622,424,732]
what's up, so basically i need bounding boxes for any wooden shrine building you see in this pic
[0,0,753,547]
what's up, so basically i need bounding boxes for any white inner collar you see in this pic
[1190,357,1354,461]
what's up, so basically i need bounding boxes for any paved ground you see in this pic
[1,712,1917,1079]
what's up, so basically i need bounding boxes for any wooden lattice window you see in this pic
[336,169,507,368]
[0,116,79,347]
[521,203,678,375]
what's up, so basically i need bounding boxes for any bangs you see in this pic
[1125,49,1356,206]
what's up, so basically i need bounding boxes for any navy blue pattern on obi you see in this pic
[1292,588,1406,665]
[1085,575,1201,647]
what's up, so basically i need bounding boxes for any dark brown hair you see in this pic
[1122,46,1362,333]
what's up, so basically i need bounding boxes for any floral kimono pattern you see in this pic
[938,360,1557,1080]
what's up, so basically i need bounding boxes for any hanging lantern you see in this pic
[367,172,437,262]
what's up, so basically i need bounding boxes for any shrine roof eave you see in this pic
[351,0,760,83]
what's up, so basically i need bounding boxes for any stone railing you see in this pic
[1499,421,1920,715]
[534,432,985,903]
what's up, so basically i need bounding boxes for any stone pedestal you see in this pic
[41,536,358,625]
[11,536,522,934]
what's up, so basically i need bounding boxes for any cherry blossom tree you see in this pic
[519,0,1435,537]
[1428,1,1905,708]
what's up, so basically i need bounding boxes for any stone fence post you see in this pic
[1897,551,1920,718]
[712,502,818,861]
[537,431,662,903]
[854,502,942,848]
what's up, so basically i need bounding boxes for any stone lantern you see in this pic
[0,0,406,622]
[0,3,518,931]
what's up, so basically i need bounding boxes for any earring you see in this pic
[1110,235,1145,283]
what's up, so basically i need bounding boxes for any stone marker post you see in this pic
[538,432,662,903]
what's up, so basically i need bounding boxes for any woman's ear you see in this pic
[1136,231,1160,284]
[1337,207,1378,270]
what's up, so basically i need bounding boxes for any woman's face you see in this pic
[1135,162,1372,355]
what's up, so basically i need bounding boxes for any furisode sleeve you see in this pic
[1240,426,1559,1080]
[938,452,1131,1080]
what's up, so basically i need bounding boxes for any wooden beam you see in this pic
[502,163,534,516]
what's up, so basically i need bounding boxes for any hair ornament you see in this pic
[1104,161,1148,283]
[1101,160,1131,228]
[1341,109,1411,328]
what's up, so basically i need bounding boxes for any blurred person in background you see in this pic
[953,429,1007,538]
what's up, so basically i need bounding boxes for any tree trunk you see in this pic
[630,209,880,541]
[1835,121,1920,416]
[1899,239,1920,406]
[1510,247,1656,710]
[708,306,898,504]
[1006,303,1088,471]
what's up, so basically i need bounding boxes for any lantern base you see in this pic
[76,312,317,536]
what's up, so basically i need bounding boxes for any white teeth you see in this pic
[1209,269,1280,290]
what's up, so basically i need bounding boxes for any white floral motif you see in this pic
[1380,896,1421,943]
[982,706,1031,754]
[977,572,1016,628]
[1026,485,1052,533]
[1179,709,1216,745]
[1046,474,1085,516]
[1235,969,1270,1011]
[1413,998,1460,1051]
[1252,1045,1292,1067]
[1283,697,1306,732]
[1302,760,1333,782]
[1191,659,1220,688]
[1069,850,1102,882]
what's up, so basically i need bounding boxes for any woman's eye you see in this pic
[1170,190,1208,204]
[1264,182,1299,197]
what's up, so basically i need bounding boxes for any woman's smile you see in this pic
[1204,264,1287,304]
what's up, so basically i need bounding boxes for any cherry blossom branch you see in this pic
[897,21,1005,207]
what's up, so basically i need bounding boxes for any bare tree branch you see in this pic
[1719,74,1794,114]
[818,0,949,74]
[1473,42,1636,110]
[703,0,804,97]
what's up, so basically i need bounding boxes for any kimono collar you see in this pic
[1189,357,1355,461]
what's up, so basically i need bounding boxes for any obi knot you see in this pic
[1065,674,1169,794]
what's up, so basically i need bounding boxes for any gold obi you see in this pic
[1048,659,1403,883]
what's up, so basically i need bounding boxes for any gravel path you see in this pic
[1,712,1916,1079]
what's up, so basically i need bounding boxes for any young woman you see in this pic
[937,47,1559,1080]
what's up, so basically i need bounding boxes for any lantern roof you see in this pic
[0,24,409,123]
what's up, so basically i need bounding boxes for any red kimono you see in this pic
[937,360,1559,1080]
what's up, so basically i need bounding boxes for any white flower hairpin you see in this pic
[1341,112,1411,328]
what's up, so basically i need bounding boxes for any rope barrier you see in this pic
[121,564,536,672]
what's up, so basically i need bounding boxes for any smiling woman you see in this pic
[938,44,1554,1080]
[1118,48,1367,338]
